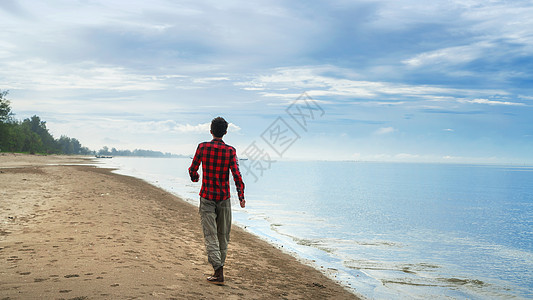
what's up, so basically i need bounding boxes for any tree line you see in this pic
[1,90,185,157]
[0,90,92,155]
[96,146,184,158]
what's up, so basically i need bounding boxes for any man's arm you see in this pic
[230,150,245,208]
[188,144,202,182]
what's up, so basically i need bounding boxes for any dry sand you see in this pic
[0,154,360,299]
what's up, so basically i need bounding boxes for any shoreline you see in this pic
[0,154,360,299]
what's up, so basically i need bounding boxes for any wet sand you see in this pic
[0,154,360,299]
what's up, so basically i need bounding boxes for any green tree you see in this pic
[0,90,12,123]
[0,90,14,151]
[57,135,73,154]
[98,146,110,155]
[71,138,81,154]
[23,115,58,153]
[80,146,93,155]
[57,136,83,154]
[5,124,20,151]
[1,90,93,155]
[18,121,43,154]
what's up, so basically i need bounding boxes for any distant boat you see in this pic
[95,155,113,158]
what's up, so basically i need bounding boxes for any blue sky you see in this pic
[1,0,532,163]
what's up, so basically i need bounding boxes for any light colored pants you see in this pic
[199,197,232,270]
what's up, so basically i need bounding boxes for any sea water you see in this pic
[97,157,533,299]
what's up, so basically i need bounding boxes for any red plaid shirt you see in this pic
[189,139,245,201]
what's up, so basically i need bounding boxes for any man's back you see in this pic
[189,139,245,202]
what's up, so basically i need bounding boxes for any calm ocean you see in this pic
[97,157,533,299]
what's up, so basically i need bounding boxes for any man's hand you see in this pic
[239,198,246,208]
[190,174,199,182]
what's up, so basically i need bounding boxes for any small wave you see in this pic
[293,237,335,254]
[344,260,440,274]
[384,277,486,288]
[440,277,485,286]
[381,277,485,289]
[382,279,440,287]
[355,240,401,247]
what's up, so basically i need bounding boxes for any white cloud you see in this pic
[394,153,420,159]
[237,66,505,105]
[354,101,406,106]
[192,77,230,84]
[399,0,533,74]
[402,42,492,67]
[139,121,241,134]
[352,153,362,160]
[174,122,210,133]
[442,155,462,161]
[459,98,526,106]
[374,127,397,135]
[0,59,168,91]
[518,95,533,101]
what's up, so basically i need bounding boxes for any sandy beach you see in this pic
[0,154,359,299]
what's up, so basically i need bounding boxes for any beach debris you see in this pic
[307,282,326,289]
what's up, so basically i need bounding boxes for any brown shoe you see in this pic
[207,266,224,285]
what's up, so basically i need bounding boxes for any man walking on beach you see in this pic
[188,117,245,285]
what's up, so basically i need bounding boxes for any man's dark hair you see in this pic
[211,117,228,138]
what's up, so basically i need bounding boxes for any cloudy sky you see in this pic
[1,0,532,163]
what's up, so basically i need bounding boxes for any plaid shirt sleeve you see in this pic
[230,149,245,201]
[188,144,201,182]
